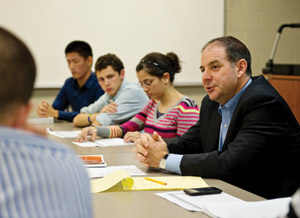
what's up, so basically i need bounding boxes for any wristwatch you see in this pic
[159,154,169,170]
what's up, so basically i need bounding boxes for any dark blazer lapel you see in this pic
[204,104,221,152]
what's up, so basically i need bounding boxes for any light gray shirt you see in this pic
[80,79,149,126]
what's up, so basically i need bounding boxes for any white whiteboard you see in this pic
[0,0,224,88]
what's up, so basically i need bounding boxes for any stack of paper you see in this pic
[156,191,243,212]
[156,190,291,218]
[203,197,291,218]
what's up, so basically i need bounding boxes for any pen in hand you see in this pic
[75,129,97,142]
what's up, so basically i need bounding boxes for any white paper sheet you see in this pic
[87,165,146,178]
[156,192,202,211]
[203,197,291,218]
[157,190,291,218]
[156,191,243,212]
[73,138,133,147]
[47,129,81,138]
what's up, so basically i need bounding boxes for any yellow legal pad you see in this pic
[91,170,208,193]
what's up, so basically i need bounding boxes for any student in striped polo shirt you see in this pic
[76,52,200,143]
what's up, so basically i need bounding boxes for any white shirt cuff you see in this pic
[165,154,183,175]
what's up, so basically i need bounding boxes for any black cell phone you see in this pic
[183,187,222,196]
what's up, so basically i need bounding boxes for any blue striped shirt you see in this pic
[0,126,92,218]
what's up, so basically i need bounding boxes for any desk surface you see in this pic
[44,122,264,218]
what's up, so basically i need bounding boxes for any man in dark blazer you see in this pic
[134,36,300,199]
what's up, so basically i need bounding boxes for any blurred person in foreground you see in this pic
[0,27,92,217]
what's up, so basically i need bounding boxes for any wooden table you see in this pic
[44,122,265,218]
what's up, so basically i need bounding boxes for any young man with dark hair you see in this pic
[0,27,92,217]
[37,40,104,122]
[73,53,149,127]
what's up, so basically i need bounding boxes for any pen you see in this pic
[145,177,167,185]
[46,127,53,132]
[88,129,97,135]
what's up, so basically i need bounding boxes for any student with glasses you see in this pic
[76,52,200,143]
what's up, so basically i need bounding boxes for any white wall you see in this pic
[0,0,224,88]
[226,0,300,76]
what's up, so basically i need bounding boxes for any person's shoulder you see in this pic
[90,72,97,78]
[247,75,277,93]
[179,96,199,108]
[236,76,296,120]
[121,80,148,97]
[60,76,75,89]
[0,126,74,156]
[242,76,283,102]
[88,72,100,84]
[138,99,156,112]
[89,74,103,92]
[63,76,74,84]
[122,80,139,89]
